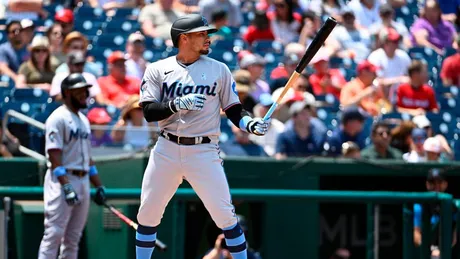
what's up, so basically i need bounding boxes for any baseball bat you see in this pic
[263,17,338,121]
[103,202,168,251]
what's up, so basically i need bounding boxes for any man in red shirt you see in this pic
[98,51,141,108]
[308,52,346,100]
[440,36,460,87]
[396,60,439,116]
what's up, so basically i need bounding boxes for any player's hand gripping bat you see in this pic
[263,17,338,121]
[103,202,168,251]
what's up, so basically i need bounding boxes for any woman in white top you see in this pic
[267,0,302,45]
[402,128,427,163]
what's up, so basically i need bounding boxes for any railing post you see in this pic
[440,196,452,259]
[367,203,374,259]
[420,203,431,259]
[456,200,460,259]
[402,204,414,259]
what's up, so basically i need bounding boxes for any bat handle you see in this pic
[263,102,278,122]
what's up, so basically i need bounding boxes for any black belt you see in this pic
[68,170,88,177]
[160,131,211,145]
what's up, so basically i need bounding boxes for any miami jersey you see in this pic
[45,105,92,171]
[139,55,240,137]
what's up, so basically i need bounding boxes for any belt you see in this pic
[160,131,211,145]
[68,170,88,177]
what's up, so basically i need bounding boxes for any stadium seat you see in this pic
[74,20,104,37]
[43,3,64,16]
[212,38,247,53]
[0,31,7,44]
[112,8,141,20]
[93,34,127,49]
[74,6,107,21]
[251,40,284,55]
[10,88,51,103]
[208,50,238,70]
[104,19,140,35]
[0,101,44,123]
[144,37,167,52]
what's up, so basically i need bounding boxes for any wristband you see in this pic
[53,166,67,177]
[238,116,252,132]
[89,165,98,176]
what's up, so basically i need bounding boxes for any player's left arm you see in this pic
[219,64,270,136]
[89,159,107,206]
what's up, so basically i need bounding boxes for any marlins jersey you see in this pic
[45,105,92,171]
[140,55,240,137]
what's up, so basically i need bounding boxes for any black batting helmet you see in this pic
[170,14,218,48]
[61,73,92,97]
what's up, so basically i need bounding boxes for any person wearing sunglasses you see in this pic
[0,20,29,83]
[46,23,66,65]
[402,127,428,162]
[361,121,403,159]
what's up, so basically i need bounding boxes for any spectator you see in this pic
[88,0,136,12]
[219,123,268,157]
[325,107,368,156]
[46,24,66,65]
[199,0,242,28]
[396,60,439,116]
[138,0,185,42]
[318,0,346,20]
[390,120,416,154]
[368,4,411,49]
[308,51,345,99]
[98,51,140,108]
[87,107,113,147]
[4,0,47,21]
[242,10,275,45]
[423,137,443,162]
[125,32,148,80]
[410,0,457,54]
[347,0,384,29]
[209,10,233,42]
[0,122,19,158]
[50,51,105,104]
[54,9,74,37]
[327,7,372,62]
[275,100,326,159]
[111,95,154,149]
[239,53,270,102]
[20,19,35,48]
[270,43,305,83]
[412,114,454,159]
[298,11,322,47]
[402,128,428,162]
[249,93,286,157]
[233,69,258,113]
[56,32,101,77]
[267,0,303,45]
[341,141,361,159]
[16,35,58,90]
[361,121,403,159]
[0,20,29,82]
[367,28,412,101]
[271,84,314,123]
[440,35,460,87]
[340,60,389,116]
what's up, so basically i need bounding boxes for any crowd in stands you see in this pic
[0,0,459,163]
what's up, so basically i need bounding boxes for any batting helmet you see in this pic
[170,14,218,48]
[61,73,92,97]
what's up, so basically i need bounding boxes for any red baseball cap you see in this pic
[357,60,378,73]
[107,51,126,64]
[381,28,401,42]
[87,107,112,124]
[55,9,74,24]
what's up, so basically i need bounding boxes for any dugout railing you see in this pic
[0,187,457,259]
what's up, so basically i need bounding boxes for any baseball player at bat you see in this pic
[136,14,271,259]
[38,73,108,259]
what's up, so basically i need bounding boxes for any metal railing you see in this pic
[0,187,455,259]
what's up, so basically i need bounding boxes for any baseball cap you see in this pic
[427,168,446,182]
[239,53,266,69]
[20,19,35,29]
[357,60,378,74]
[67,51,86,65]
[311,52,329,65]
[30,35,49,50]
[87,107,112,124]
[423,137,441,153]
[341,7,355,16]
[379,4,394,15]
[284,54,300,65]
[379,28,401,42]
[411,128,427,142]
[289,100,312,116]
[55,9,74,24]
[412,115,431,128]
[259,93,274,106]
[341,107,365,124]
[107,51,126,64]
[128,32,145,43]
[233,70,252,93]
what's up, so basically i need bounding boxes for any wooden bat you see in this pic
[103,202,168,251]
[263,17,338,121]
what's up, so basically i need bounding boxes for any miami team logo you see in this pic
[231,81,237,95]
[202,16,209,26]
[141,79,147,93]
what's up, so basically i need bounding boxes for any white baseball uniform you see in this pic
[38,105,92,259]
[137,55,240,229]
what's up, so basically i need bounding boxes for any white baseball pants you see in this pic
[38,170,90,259]
[137,137,237,229]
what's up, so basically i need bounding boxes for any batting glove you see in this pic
[173,94,206,111]
[94,186,106,206]
[63,183,79,206]
[240,116,271,136]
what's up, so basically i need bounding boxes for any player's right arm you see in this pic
[140,63,205,122]
[45,115,70,185]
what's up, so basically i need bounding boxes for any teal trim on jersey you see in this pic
[89,165,98,176]
[53,166,66,177]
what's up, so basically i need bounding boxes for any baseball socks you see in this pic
[136,225,157,259]
[223,223,248,259]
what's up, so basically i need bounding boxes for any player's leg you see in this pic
[184,143,247,259]
[136,138,184,259]
[38,170,73,259]
[59,176,91,259]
